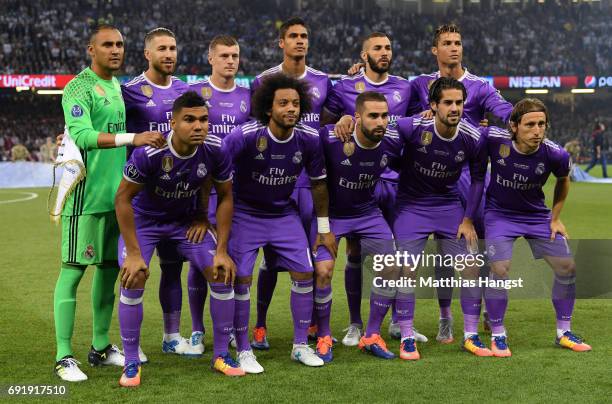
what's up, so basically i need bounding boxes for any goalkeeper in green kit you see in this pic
[54,25,166,382]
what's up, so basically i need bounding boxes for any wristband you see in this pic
[115,133,135,147]
[317,217,330,233]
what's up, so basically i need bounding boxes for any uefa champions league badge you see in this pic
[197,163,207,178]
[71,105,83,117]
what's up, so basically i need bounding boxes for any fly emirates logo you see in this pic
[252,167,299,186]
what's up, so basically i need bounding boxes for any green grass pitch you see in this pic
[0,168,611,402]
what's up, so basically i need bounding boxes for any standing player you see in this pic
[250,17,333,349]
[116,92,242,386]
[322,32,414,346]
[53,25,165,382]
[406,23,514,342]
[480,98,591,357]
[187,34,251,353]
[122,27,196,356]
[223,73,336,372]
[391,77,485,360]
[314,91,402,362]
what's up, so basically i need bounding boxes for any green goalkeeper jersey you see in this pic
[61,67,127,215]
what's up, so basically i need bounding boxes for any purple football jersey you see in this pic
[122,74,190,133]
[324,72,411,125]
[482,127,571,216]
[407,69,512,126]
[189,79,251,138]
[320,124,402,218]
[251,65,332,131]
[222,120,326,216]
[395,116,486,209]
[123,131,232,221]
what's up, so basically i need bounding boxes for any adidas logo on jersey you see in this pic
[255,153,265,160]
[104,98,111,106]
[146,99,157,107]
[341,159,352,166]
[417,147,428,153]
[497,159,506,166]
[160,173,171,180]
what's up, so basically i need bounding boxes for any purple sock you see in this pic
[187,263,207,333]
[209,283,235,357]
[366,290,393,337]
[314,285,332,337]
[159,262,182,335]
[344,255,362,326]
[255,267,278,328]
[291,279,314,345]
[552,275,575,330]
[233,283,251,352]
[484,281,508,335]
[461,286,482,334]
[395,291,415,339]
[435,265,454,319]
[118,288,143,364]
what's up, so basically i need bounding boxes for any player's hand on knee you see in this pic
[550,219,569,240]
[334,115,355,142]
[121,255,148,288]
[315,232,338,260]
[420,109,434,120]
[133,131,166,148]
[213,252,236,285]
[186,218,211,243]
[347,62,365,76]
[56,133,64,147]
[457,217,478,253]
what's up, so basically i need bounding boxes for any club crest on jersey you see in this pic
[71,105,83,117]
[200,87,213,99]
[535,162,545,175]
[499,144,510,158]
[84,244,95,259]
[380,154,388,168]
[393,90,402,103]
[94,84,106,97]
[311,87,321,99]
[292,151,302,164]
[421,131,433,146]
[240,100,247,113]
[141,85,153,98]
[162,156,173,172]
[256,136,268,152]
[197,163,207,178]
[455,150,465,162]
[343,142,355,157]
[355,82,366,93]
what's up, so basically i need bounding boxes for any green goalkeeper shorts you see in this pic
[61,211,120,266]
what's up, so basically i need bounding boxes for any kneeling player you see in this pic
[313,92,401,361]
[115,92,243,387]
[481,98,591,357]
[223,74,336,372]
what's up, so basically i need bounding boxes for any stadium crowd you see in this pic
[0,0,610,76]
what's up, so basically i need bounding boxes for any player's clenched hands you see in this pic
[121,255,149,288]
[550,219,569,241]
[186,218,213,243]
[133,131,166,148]
[457,218,478,253]
[314,232,338,260]
[334,115,355,142]
[213,252,237,285]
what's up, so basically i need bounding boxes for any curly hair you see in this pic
[251,73,312,125]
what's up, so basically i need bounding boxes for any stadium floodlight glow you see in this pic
[15,86,30,92]
[525,89,549,94]
[571,89,595,94]
[37,89,64,95]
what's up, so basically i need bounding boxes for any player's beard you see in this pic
[153,58,176,76]
[362,124,385,143]
[439,113,461,128]
[271,113,299,130]
[367,54,392,75]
